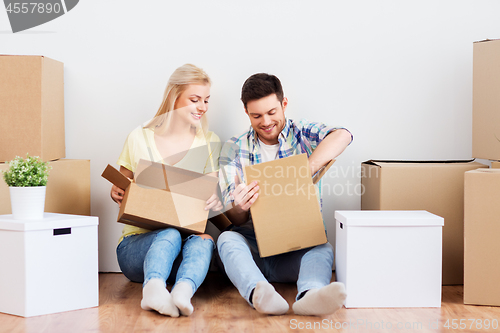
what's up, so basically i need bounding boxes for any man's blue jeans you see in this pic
[217,227,334,306]
[117,228,214,292]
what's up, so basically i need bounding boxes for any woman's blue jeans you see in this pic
[116,228,214,293]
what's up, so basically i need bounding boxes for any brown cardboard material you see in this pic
[361,160,488,285]
[473,40,500,160]
[243,154,334,258]
[491,161,500,169]
[0,55,65,162]
[464,169,500,306]
[102,159,228,234]
[1,159,90,215]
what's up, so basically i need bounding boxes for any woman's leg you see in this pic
[171,234,214,316]
[116,228,182,316]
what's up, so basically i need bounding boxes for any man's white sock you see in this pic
[292,282,346,316]
[252,281,289,315]
[171,281,194,316]
[141,278,179,317]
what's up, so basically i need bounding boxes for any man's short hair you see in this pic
[241,73,284,109]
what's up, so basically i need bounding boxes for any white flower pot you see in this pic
[9,186,46,220]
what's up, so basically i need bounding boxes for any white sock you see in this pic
[141,278,179,317]
[293,282,346,316]
[252,281,289,315]
[171,281,194,316]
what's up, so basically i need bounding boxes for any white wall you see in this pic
[2,0,499,272]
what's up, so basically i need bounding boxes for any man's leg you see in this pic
[217,231,289,315]
[293,242,346,316]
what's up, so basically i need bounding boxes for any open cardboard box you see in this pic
[243,154,334,257]
[102,159,230,234]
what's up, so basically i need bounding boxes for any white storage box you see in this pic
[0,213,99,317]
[335,210,443,308]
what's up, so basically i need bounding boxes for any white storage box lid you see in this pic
[335,210,444,227]
[0,213,98,231]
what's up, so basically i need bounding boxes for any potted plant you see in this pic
[2,154,51,220]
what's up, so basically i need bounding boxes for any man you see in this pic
[218,73,352,316]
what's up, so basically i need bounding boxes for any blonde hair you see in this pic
[145,64,211,129]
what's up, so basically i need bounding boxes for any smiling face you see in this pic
[245,94,287,145]
[173,84,211,126]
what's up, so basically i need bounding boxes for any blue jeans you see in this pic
[217,227,333,306]
[117,228,214,293]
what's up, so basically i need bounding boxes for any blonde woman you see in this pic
[110,64,222,317]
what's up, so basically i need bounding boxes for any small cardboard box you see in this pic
[491,161,500,169]
[243,154,333,258]
[361,160,487,285]
[102,159,220,234]
[0,159,91,216]
[0,55,65,162]
[464,169,500,306]
[335,210,443,308]
[473,40,500,160]
[0,213,98,317]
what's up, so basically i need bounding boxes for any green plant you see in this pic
[2,154,51,187]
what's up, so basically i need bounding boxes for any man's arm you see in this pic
[308,129,352,175]
[224,176,259,226]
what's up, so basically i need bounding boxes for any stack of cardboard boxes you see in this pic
[0,55,90,216]
[464,39,500,307]
[359,39,500,306]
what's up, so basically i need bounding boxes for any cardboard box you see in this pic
[243,154,333,258]
[0,213,98,317]
[473,40,500,160]
[0,55,65,162]
[361,160,487,285]
[335,210,443,308]
[102,159,222,234]
[491,161,500,169]
[464,169,500,306]
[1,159,91,216]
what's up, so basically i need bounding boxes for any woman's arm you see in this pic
[110,166,134,207]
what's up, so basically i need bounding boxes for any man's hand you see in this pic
[205,193,223,211]
[232,175,259,212]
[110,185,125,207]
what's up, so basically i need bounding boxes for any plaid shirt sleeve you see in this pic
[298,119,353,150]
[218,139,243,207]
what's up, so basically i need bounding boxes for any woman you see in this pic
[110,64,222,317]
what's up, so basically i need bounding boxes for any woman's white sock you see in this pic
[171,281,194,316]
[141,278,179,317]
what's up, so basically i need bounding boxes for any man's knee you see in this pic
[217,231,246,252]
[310,242,334,259]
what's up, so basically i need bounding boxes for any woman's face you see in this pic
[173,84,211,126]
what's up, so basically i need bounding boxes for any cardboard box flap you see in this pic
[244,153,327,257]
[312,159,335,185]
[101,165,132,190]
[134,159,218,200]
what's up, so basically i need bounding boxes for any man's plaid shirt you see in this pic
[218,118,352,212]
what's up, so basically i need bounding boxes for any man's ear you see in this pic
[282,97,288,113]
[244,108,249,115]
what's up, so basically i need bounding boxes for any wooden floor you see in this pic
[1,272,500,333]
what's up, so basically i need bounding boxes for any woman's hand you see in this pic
[205,193,223,211]
[110,185,125,207]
